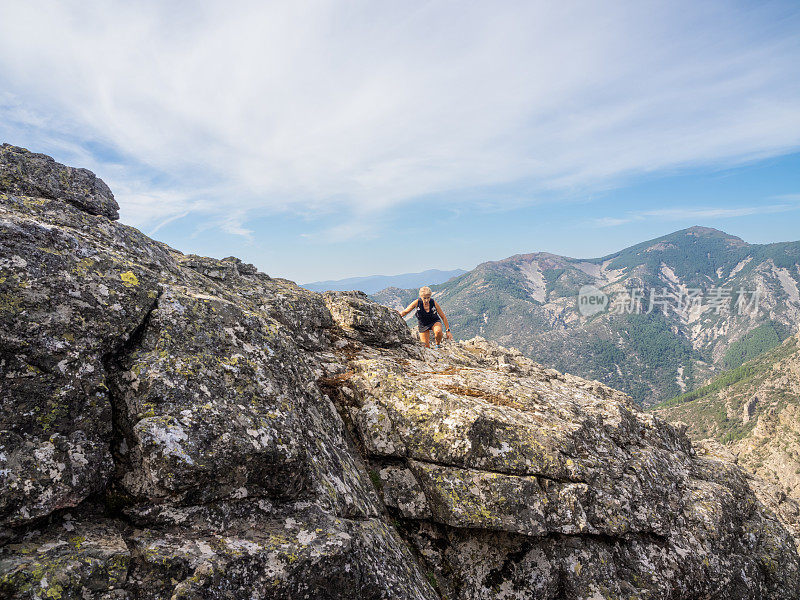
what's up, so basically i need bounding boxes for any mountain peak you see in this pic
[679,225,748,244]
[636,226,749,251]
[685,225,727,235]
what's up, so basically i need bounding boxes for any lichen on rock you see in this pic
[0,144,119,220]
[1,147,799,599]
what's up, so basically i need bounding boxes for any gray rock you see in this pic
[743,395,759,424]
[339,337,800,597]
[323,290,415,347]
[0,191,164,530]
[0,517,130,599]
[0,144,119,219]
[378,464,432,519]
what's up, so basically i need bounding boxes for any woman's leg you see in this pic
[419,329,431,347]
[432,322,443,345]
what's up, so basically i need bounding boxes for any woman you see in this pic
[398,286,453,348]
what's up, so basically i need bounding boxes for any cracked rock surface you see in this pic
[1,145,799,599]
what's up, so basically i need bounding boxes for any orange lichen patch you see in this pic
[319,371,355,388]
[462,346,485,356]
[420,366,462,376]
[339,343,362,361]
[438,383,524,410]
[318,370,358,407]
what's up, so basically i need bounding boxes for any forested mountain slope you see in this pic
[374,227,800,405]
[655,334,800,501]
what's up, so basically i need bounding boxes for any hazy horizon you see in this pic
[299,223,800,285]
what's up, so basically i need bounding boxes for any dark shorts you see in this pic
[418,318,442,333]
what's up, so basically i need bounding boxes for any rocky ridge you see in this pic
[1,144,799,599]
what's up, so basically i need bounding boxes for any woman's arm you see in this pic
[434,300,453,339]
[398,299,419,317]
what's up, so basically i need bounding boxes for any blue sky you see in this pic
[1,1,799,282]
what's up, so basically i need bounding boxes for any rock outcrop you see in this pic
[1,145,799,599]
[0,144,119,220]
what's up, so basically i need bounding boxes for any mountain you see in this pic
[3,144,800,598]
[373,227,800,405]
[302,268,467,293]
[654,334,800,503]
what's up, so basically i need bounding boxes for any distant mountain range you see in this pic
[372,226,800,405]
[301,268,467,294]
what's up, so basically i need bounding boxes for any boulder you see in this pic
[0,144,119,219]
[0,189,165,530]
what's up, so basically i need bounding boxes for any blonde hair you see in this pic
[419,286,432,298]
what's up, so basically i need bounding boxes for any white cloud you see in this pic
[774,194,800,203]
[593,203,799,227]
[645,206,796,219]
[1,0,799,235]
[301,220,380,244]
[594,216,640,227]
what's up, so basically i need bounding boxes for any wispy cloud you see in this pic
[301,218,384,244]
[1,0,799,236]
[593,203,799,227]
[773,194,800,203]
[593,216,641,227]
